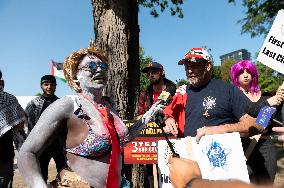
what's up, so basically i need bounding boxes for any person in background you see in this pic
[230,60,261,102]
[163,48,263,142]
[24,75,67,183]
[230,60,284,184]
[168,82,284,188]
[0,70,25,188]
[138,61,176,116]
[137,61,176,187]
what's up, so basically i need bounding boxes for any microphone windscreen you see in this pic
[158,91,172,105]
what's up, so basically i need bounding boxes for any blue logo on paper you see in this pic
[203,140,231,171]
[256,106,276,127]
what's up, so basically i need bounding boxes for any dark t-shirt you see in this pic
[185,79,249,136]
[40,95,58,115]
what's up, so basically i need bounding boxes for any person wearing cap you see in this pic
[0,70,25,188]
[139,61,176,116]
[24,75,67,183]
[163,47,264,142]
[137,61,176,187]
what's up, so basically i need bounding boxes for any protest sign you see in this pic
[191,132,249,183]
[157,137,193,188]
[157,132,249,188]
[124,137,160,164]
[124,120,173,164]
[257,9,284,73]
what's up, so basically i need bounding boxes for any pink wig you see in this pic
[230,60,260,93]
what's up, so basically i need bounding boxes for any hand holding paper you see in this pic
[195,126,227,143]
[168,157,201,188]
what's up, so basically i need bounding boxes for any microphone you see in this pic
[155,91,180,158]
[255,106,283,127]
[155,90,174,125]
[255,106,277,127]
[157,91,173,106]
[246,100,283,127]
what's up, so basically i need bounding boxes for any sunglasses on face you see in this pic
[80,61,108,71]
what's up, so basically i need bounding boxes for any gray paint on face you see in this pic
[77,55,108,91]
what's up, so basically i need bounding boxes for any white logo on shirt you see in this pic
[202,96,216,117]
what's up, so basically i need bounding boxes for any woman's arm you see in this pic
[17,97,74,188]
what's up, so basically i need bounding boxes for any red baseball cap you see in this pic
[178,48,213,65]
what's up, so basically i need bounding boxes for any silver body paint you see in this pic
[17,55,160,188]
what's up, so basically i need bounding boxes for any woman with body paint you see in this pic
[18,42,163,188]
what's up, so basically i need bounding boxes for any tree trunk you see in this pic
[91,0,140,120]
[91,1,145,187]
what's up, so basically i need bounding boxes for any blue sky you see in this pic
[0,0,265,97]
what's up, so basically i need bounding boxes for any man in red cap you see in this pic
[163,48,263,142]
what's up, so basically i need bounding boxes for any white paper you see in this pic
[257,9,284,74]
[191,132,250,183]
[157,138,193,188]
[157,133,249,188]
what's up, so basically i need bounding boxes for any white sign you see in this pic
[157,137,193,188]
[157,133,249,188]
[191,132,249,183]
[257,9,284,73]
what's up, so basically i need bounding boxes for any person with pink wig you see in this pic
[230,60,261,102]
[230,60,284,184]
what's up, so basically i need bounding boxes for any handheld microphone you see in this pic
[246,98,284,127]
[155,91,173,125]
[155,91,180,158]
[157,90,174,105]
[255,106,277,127]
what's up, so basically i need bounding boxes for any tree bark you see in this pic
[91,0,140,120]
[91,1,145,187]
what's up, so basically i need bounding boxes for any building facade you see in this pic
[220,49,251,65]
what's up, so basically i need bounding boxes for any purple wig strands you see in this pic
[230,60,260,93]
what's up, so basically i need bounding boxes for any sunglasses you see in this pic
[80,61,108,71]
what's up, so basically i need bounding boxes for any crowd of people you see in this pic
[1,44,284,188]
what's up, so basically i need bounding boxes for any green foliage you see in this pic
[219,59,236,83]
[256,62,284,93]
[139,48,153,91]
[229,0,284,37]
[212,66,221,79]
[139,0,184,18]
[176,78,188,87]
[35,92,41,96]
